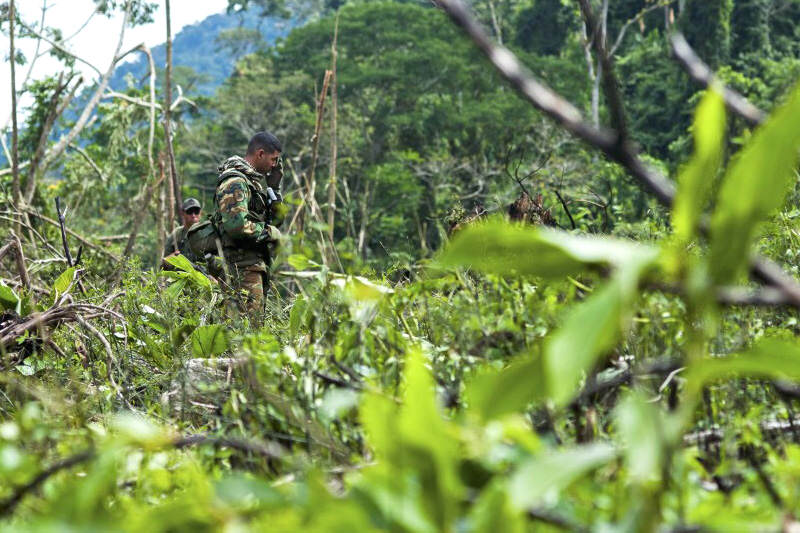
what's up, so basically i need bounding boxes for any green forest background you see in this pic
[2,0,800,530]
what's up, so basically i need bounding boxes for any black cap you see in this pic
[182,198,201,211]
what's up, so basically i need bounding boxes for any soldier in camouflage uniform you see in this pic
[214,131,285,314]
[163,197,202,263]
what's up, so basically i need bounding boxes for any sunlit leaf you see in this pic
[616,393,664,483]
[0,281,19,311]
[191,325,229,358]
[53,266,77,297]
[468,482,524,533]
[690,338,800,385]
[544,251,656,406]
[440,219,658,279]
[508,443,616,509]
[672,89,726,243]
[709,81,800,283]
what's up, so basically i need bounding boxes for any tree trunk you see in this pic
[9,0,20,209]
[326,14,339,248]
[164,0,182,224]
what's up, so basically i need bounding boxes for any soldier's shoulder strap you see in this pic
[216,167,247,186]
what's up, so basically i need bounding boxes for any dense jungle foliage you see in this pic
[2,0,800,530]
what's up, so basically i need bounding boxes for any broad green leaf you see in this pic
[543,244,657,406]
[440,219,657,279]
[710,81,800,283]
[545,279,624,406]
[616,393,664,483]
[163,278,187,299]
[288,294,308,339]
[396,348,462,529]
[508,443,616,509]
[190,324,229,358]
[164,253,196,273]
[164,254,213,291]
[287,253,311,270]
[15,364,34,376]
[53,266,77,296]
[690,338,800,385]
[111,413,169,448]
[359,391,396,459]
[0,282,19,311]
[671,89,726,243]
[465,357,545,422]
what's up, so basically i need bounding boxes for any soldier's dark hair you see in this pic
[246,131,282,155]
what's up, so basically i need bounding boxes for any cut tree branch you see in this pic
[670,33,766,126]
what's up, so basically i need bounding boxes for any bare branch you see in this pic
[610,0,676,56]
[670,33,767,126]
[68,143,107,182]
[17,20,104,78]
[34,2,132,191]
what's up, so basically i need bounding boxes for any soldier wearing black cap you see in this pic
[164,198,202,262]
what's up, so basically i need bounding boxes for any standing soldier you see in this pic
[164,197,202,262]
[213,131,285,313]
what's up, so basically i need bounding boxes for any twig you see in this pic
[0,449,95,516]
[8,231,30,290]
[554,189,576,230]
[54,197,73,266]
[670,33,766,126]
[23,208,121,262]
[0,433,284,517]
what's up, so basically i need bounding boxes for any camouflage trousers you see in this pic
[228,263,268,316]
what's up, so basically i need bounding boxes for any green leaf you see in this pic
[616,393,664,484]
[15,364,34,376]
[709,81,800,283]
[165,253,196,272]
[0,282,19,311]
[440,219,657,279]
[288,294,308,339]
[690,338,800,385]
[508,443,616,509]
[190,325,229,358]
[171,319,197,349]
[671,89,727,243]
[465,357,545,422]
[53,267,77,297]
[287,253,311,270]
[543,246,657,406]
[164,254,213,291]
[544,278,625,406]
[319,388,360,423]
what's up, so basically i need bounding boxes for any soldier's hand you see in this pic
[266,158,283,188]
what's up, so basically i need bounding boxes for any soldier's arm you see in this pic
[217,177,265,241]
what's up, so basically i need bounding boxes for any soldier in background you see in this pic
[213,131,285,314]
[164,197,203,262]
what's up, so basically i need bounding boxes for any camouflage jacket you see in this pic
[214,156,283,267]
